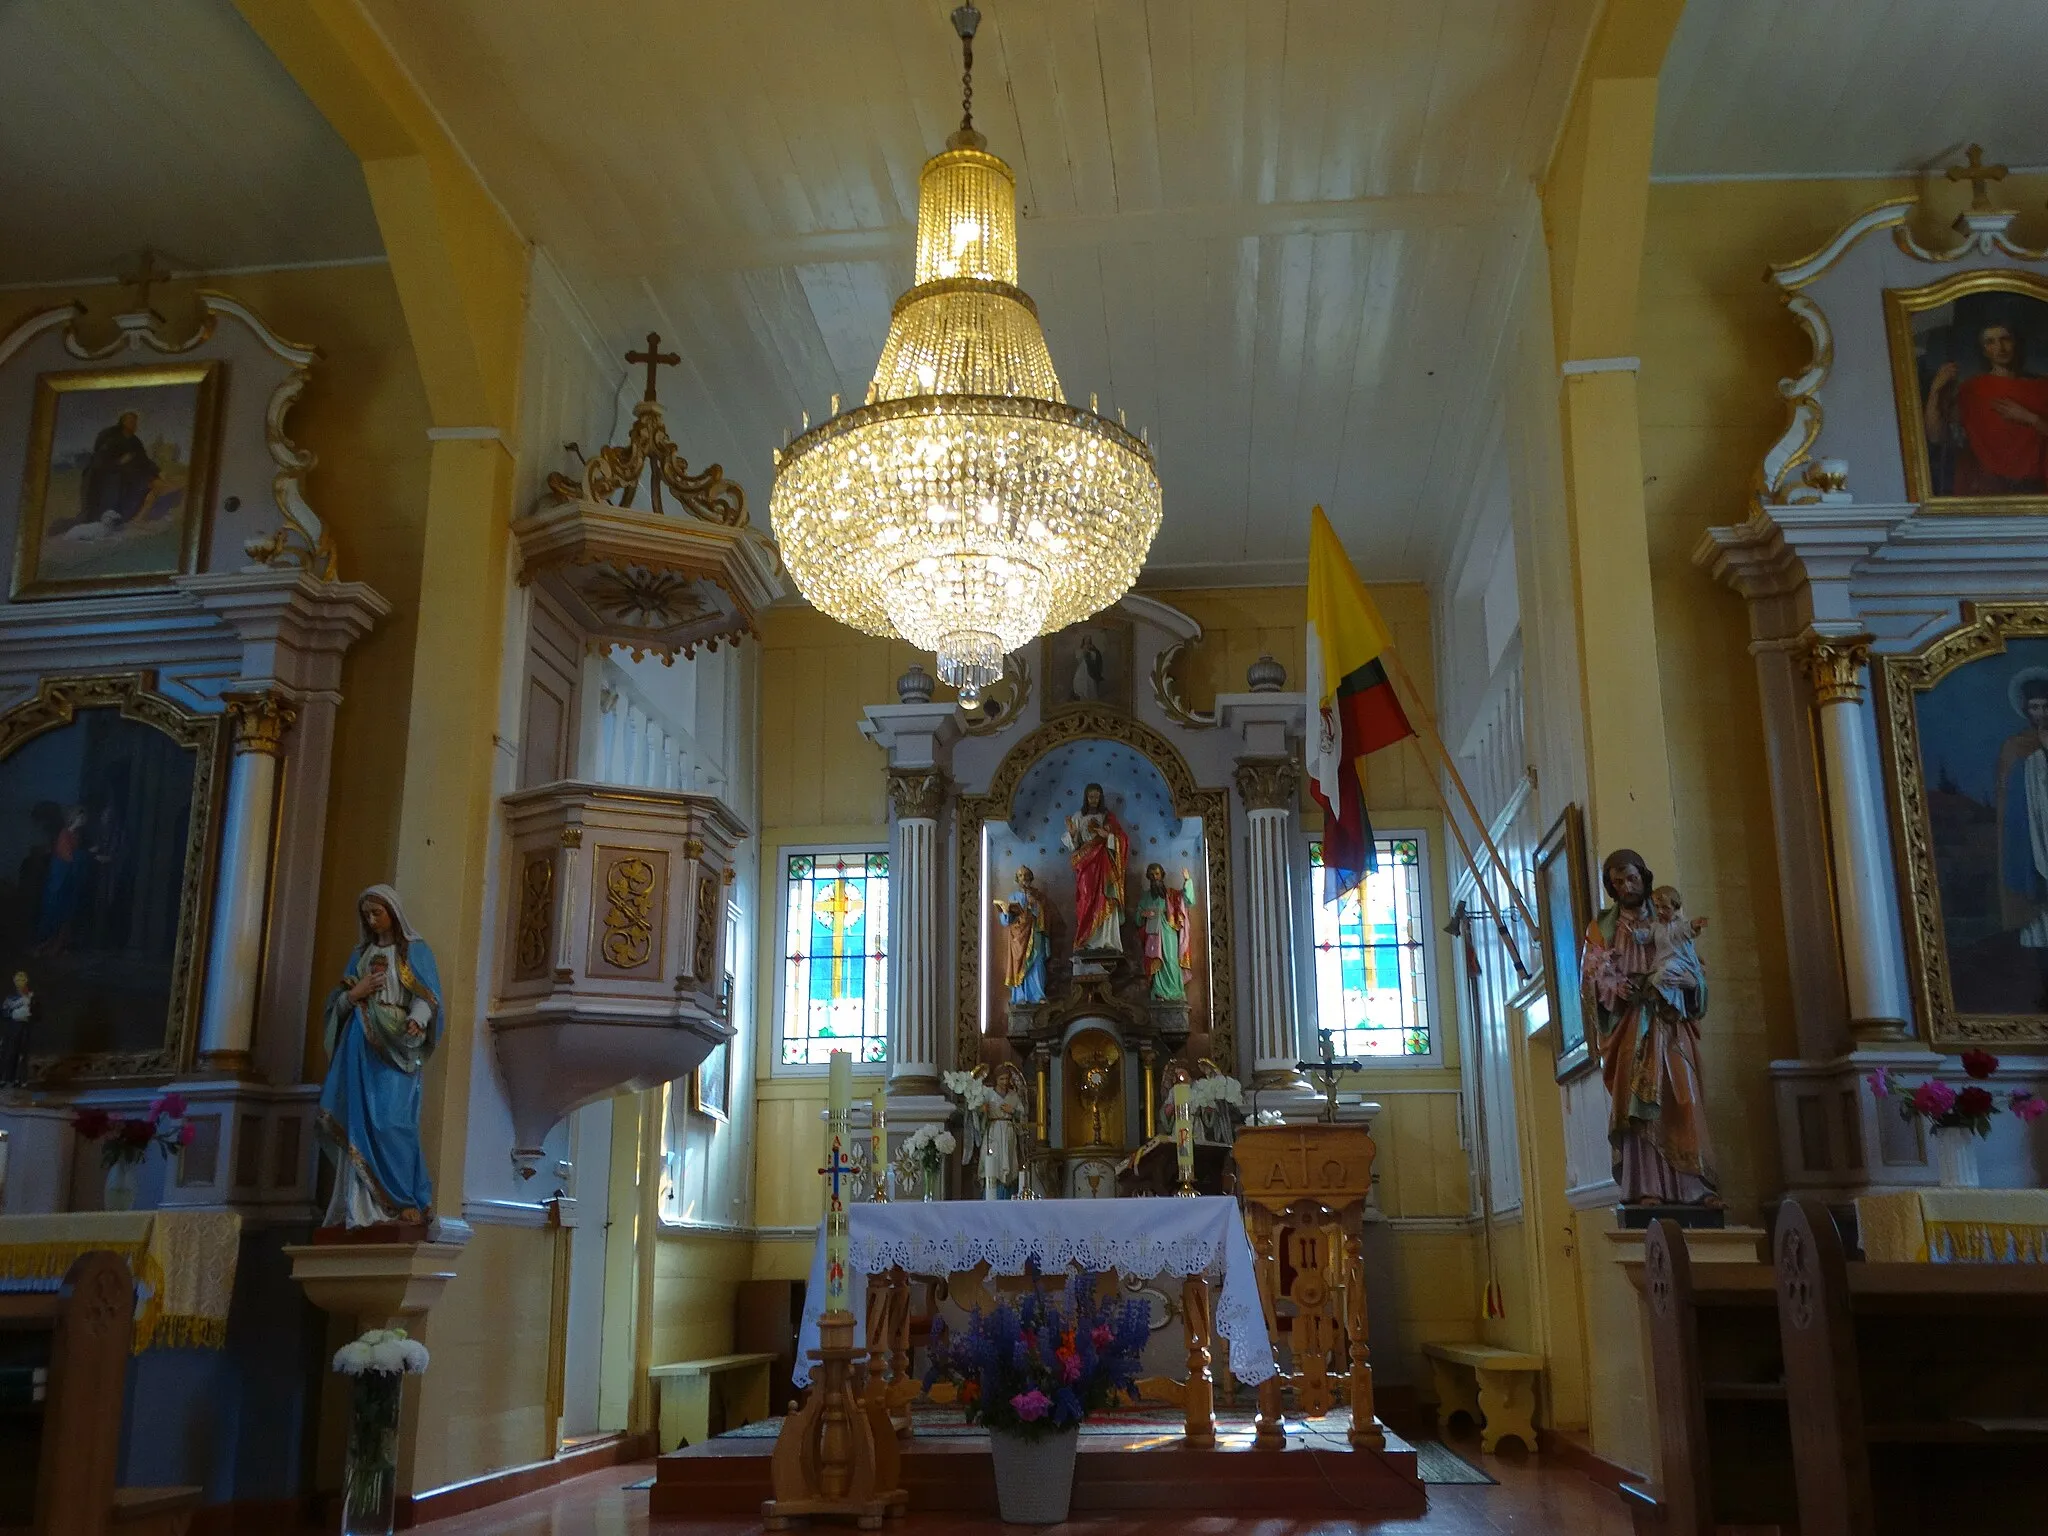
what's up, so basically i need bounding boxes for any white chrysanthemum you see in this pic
[935,1130,957,1155]
[333,1341,373,1375]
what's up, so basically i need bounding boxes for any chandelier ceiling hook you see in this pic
[952,3,980,143]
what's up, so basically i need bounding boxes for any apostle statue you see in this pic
[1135,863,1196,1001]
[994,865,1050,1004]
[1580,849,1720,1208]
[318,885,443,1229]
[1061,782,1129,955]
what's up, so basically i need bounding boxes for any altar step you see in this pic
[648,1426,1428,1518]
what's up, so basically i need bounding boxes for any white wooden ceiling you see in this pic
[359,0,1597,584]
[1656,0,2048,178]
[0,0,382,287]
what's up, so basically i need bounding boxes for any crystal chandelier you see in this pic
[770,3,1162,699]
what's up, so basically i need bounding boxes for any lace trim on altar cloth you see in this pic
[798,1204,1277,1387]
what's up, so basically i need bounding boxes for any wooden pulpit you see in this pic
[1231,1124,1383,1449]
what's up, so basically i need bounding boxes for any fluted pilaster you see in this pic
[1235,757,1305,1083]
[887,768,948,1091]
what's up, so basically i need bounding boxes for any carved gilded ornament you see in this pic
[887,768,950,821]
[693,870,720,981]
[600,856,659,970]
[1233,757,1300,812]
[1803,636,1872,708]
[222,689,297,756]
[1877,603,2048,1046]
[514,855,555,981]
[1151,633,1217,729]
[546,334,746,526]
[960,654,1031,737]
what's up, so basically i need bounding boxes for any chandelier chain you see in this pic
[952,3,980,135]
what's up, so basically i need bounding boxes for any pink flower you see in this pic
[151,1093,189,1121]
[1060,1351,1082,1384]
[1090,1324,1113,1350]
[177,1124,196,1146]
[1865,1068,1893,1100]
[1010,1388,1051,1422]
[1910,1079,1956,1119]
[2012,1092,2047,1125]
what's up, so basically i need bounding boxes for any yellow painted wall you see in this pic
[650,1227,756,1366]
[411,1222,557,1489]
[0,269,434,1072]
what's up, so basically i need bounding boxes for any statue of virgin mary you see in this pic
[317,884,443,1229]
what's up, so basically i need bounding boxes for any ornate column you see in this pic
[1235,758,1306,1084]
[885,767,949,1092]
[196,690,298,1075]
[1804,634,1912,1041]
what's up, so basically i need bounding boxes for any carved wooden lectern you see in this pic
[1231,1124,1383,1449]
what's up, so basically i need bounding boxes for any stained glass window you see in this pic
[779,851,890,1066]
[1308,837,1432,1058]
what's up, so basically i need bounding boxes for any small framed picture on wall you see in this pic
[1534,803,1596,1081]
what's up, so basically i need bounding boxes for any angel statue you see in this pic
[979,1063,1029,1200]
[318,885,443,1230]
[1187,1058,1245,1145]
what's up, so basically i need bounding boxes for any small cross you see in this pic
[1946,144,2009,212]
[625,331,681,403]
[1295,1029,1362,1125]
[119,248,172,318]
[819,1142,858,1204]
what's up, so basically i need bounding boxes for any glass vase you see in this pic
[102,1158,140,1211]
[341,1371,404,1536]
[921,1159,938,1202]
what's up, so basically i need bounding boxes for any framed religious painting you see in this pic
[11,361,225,599]
[1534,803,1596,1080]
[1885,270,2048,514]
[1043,617,1134,716]
[0,674,225,1078]
[1878,603,2048,1048]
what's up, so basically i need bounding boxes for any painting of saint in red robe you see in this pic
[1914,292,2048,501]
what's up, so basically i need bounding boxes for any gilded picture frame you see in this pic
[12,361,225,599]
[1878,602,2048,1048]
[0,673,225,1078]
[1534,803,1595,1081]
[1884,269,2048,516]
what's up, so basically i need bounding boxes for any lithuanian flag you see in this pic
[1306,506,1415,897]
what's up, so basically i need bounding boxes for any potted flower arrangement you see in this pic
[923,1269,1150,1524]
[897,1124,956,1201]
[1868,1052,2045,1189]
[72,1094,196,1210]
[333,1326,430,1536]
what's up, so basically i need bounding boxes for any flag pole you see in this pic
[1407,738,1531,981]
[1378,647,1542,941]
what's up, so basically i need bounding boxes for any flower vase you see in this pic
[341,1371,404,1536]
[1931,1127,1980,1189]
[103,1159,140,1212]
[988,1427,1078,1523]
[920,1159,938,1202]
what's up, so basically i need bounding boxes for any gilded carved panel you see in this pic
[587,846,667,981]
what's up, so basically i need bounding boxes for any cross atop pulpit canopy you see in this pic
[1296,1028,1362,1124]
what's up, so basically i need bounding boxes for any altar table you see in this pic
[0,1211,243,1351]
[1856,1188,2048,1264]
[796,1197,1274,1447]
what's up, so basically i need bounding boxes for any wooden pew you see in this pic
[1628,1219,1796,1536]
[0,1251,199,1536]
[1775,1196,2048,1536]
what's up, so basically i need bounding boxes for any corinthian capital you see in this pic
[1233,756,1300,812]
[887,768,950,820]
[222,689,298,756]
[1804,634,1872,708]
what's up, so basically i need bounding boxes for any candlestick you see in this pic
[870,1091,890,1201]
[823,1050,854,1311]
[1172,1080,1195,1196]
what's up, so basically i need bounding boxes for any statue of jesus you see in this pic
[1061,782,1129,955]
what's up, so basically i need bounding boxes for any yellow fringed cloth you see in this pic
[0,1211,243,1350]
[1857,1189,2048,1265]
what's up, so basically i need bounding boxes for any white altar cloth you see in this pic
[795,1196,1275,1386]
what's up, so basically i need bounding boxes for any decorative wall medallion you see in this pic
[584,566,714,630]
[589,847,666,979]
[514,854,555,981]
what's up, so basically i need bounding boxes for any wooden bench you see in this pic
[648,1353,775,1452]
[1420,1341,1541,1453]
